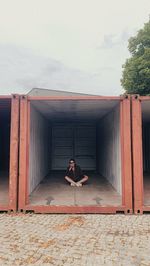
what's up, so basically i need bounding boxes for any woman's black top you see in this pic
[65,165,84,181]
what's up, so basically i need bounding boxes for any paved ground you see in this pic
[0,214,150,266]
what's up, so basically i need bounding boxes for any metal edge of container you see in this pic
[132,95,150,214]
[0,94,19,212]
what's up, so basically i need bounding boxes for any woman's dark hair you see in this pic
[69,158,76,163]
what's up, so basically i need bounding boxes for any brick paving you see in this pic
[0,214,150,266]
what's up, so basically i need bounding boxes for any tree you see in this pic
[121,20,150,95]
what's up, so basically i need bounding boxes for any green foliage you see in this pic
[121,21,150,95]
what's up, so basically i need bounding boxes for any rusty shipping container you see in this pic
[132,95,150,214]
[18,94,132,214]
[0,95,19,212]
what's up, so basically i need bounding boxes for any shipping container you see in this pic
[0,95,19,212]
[132,95,150,214]
[18,94,132,214]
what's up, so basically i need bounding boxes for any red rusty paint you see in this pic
[25,100,30,205]
[18,95,133,214]
[132,95,147,214]
[120,96,132,210]
[0,95,19,212]
[24,204,127,214]
[9,95,20,211]
[18,95,28,210]
[0,96,12,99]
[139,96,150,101]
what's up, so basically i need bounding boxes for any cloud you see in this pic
[99,34,116,49]
[98,30,132,50]
[120,30,132,42]
[0,44,116,95]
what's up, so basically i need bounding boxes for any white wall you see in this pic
[97,104,121,194]
[29,105,50,194]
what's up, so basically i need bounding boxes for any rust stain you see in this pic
[38,239,56,248]
[54,223,70,231]
[66,216,85,225]
[54,216,85,231]
[43,256,54,264]
[14,256,38,265]
[0,256,8,261]
[29,236,41,243]
[10,244,20,252]
[23,255,40,265]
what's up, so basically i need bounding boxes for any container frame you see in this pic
[132,95,150,214]
[0,95,19,212]
[18,95,133,214]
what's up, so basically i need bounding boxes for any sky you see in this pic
[0,0,150,95]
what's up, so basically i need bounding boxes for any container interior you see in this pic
[28,99,122,206]
[142,100,150,206]
[0,99,11,204]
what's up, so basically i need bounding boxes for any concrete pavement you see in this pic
[0,214,150,266]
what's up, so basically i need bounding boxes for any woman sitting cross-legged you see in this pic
[64,159,88,187]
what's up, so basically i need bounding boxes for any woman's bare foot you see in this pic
[76,182,82,187]
[70,182,76,186]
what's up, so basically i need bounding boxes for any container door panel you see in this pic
[75,126,96,170]
[52,126,73,170]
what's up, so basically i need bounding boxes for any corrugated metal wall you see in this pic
[51,124,73,169]
[142,124,150,173]
[29,105,50,194]
[97,104,121,194]
[51,123,96,170]
[74,125,96,170]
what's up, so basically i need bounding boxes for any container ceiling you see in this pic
[31,99,120,121]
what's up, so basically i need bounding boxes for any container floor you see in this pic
[29,172,122,206]
[144,174,150,205]
[0,171,9,204]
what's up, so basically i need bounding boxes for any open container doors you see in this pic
[19,95,132,214]
[132,95,150,214]
[0,95,19,212]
